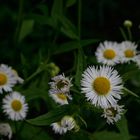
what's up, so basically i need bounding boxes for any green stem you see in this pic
[14,121,18,140]
[78,0,81,39]
[127,27,132,41]
[14,0,24,44]
[119,27,127,40]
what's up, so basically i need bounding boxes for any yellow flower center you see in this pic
[103,49,116,59]
[124,49,134,58]
[57,93,67,100]
[0,73,7,85]
[93,77,110,95]
[11,100,22,111]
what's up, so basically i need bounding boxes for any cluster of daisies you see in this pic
[48,74,79,134]
[0,64,28,139]
[95,40,140,66]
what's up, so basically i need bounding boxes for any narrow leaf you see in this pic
[58,16,79,40]
[27,105,74,126]
[123,87,139,98]
[53,39,98,55]
[18,19,34,42]
[116,116,130,140]
[66,0,77,7]
[51,0,63,18]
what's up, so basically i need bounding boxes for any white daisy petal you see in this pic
[95,41,120,65]
[0,123,12,139]
[2,91,28,121]
[51,116,77,135]
[0,64,17,93]
[101,104,125,124]
[81,65,123,108]
[119,41,138,63]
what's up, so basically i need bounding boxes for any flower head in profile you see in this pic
[119,41,138,63]
[47,62,60,77]
[81,65,123,108]
[49,89,72,105]
[101,104,124,124]
[2,91,28,121]
[95,41,120,65]
[123,20,132,28]
[0,64,17,93]
[12,69,24,84]
[49,74,72,93]
[0,123,12,139]
[51,116,78,135]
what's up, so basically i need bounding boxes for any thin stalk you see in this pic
[119,27,127,40]
[14,0,24,44]
[127,27,132,41]
[78,0,82,40]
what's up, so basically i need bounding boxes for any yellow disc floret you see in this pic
[57,93,67,100]
[11,100,22,111]
[103,49,116,59]
[93,77,110,95]
[124,49,134,58]
[0,73,7,85]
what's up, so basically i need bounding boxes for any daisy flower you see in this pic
[81,66,123,108]
[2,91,28,121]
[0,64,17,93]
[51,122,67,135]
[119,41,138,63]
[61,116,77,131]
[95,41,120,65]
[134,54,140,69]
[49,74,72,93]
[12,69,24,84]
[101,104,124,124]
[51,116,77,135]
[0,123,12,139]
[49,89,72,105]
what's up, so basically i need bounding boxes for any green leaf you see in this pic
[18,19,34,42]
[27,105,75,126]
[122,87,139,98]
[58,16,79,40]
[122,70,140,82]
[92,131,123,140]
[18,122,52,140]
[22,88,47,102]
[66,0,77,7]
[37,5,48,16]
[53,39,98,55]
[51,0,63,18]
[116,116,130,140]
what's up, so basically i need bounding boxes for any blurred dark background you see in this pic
[1,0,140,139]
